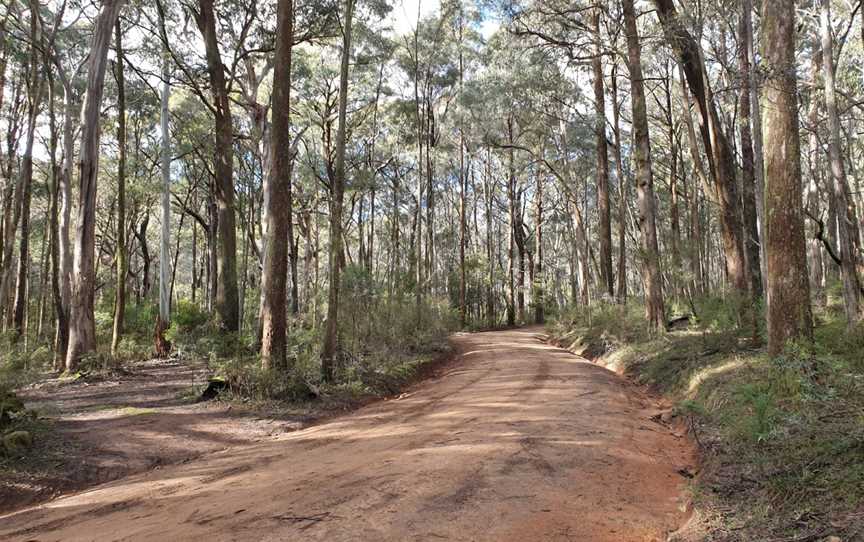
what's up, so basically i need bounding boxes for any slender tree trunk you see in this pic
[413,9,423,318]
[458,10,467,327]
[506,119,517,326]
[158,34,171,329]
[485,149,495,327]
[111,20,127,355]
[738,0,763,301]
[36,211,50,341]
[534,167,544,324]
[664,65,682,297]
[623,0,665,331]
[821,0,860,326]
[192,215,198,304]
[321,0,354,381]
[8,5,43,339]
[57,78,76,353]
[743,0,768,298]
[47,68,66,370]
[611,65,628,303]
[261,0,294,369]
[592,8,613,299]
[137,212,151,300]
[806,46,826,303]
[761,0,813,355]
[66,0,126,371]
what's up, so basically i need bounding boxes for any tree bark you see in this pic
[653,0,748,296]
[12,20,43,339]
[739,0,763,301]
[46,66,67,370]
[623,0,665,331]
[761,0,813,355]
[195,0,239,332]
[458,9,467,327]
[261,0,294,370]
[611,64,628,303]
[111,20,127,356]
[592,8,613,299]
[743,0,768,297]
[66,0,125,371]
[534,166,544,324]
[821,0,860,326]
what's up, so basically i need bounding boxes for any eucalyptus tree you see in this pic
[622,0,664,331]
[761,0,813,353]
[260,0,294,369]
[66,0,126,371]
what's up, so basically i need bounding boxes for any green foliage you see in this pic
[172,300,210,332]
[0,389,25,429]
[549,302,651,348]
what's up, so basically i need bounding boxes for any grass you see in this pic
[548,298,864,542]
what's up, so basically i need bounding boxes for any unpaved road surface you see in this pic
[1,328,694,541]
[4,359,308,512]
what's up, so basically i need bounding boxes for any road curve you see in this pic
[0,327,694,541]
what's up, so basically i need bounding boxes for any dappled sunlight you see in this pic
[686,357,750,396]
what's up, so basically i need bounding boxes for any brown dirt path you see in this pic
[3,359,310,512]
[0,327,694,541]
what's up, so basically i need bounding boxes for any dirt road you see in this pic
[0,328,694,541]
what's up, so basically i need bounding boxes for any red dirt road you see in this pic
[0,328,694,541]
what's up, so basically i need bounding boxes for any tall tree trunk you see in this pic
[761,0,813,355]
[66,0,125,371]
[653,0,749,296]
[484,149,495,327]
[7,3,43,338]
[806,46,826,303]
[738,0,763,301]
[47,67,67,370]
[158,18,171,331]
[623,0,665,331]
[57,75,76,355]
[261,0,294,370]
[611,64,628,303]
[458,9,467,327]
[664,64,682,297]
[506,118,517,326]
[534,167,544,324]
[321,0,354,381]
[821,0,860,326]
[111,20,127,355]
[743,0,768,297]
[195,0,239,331]
[413,8,423,318]
[592,8,613,299]
[137,212,151,300]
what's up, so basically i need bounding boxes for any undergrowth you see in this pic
[549,297,864,542]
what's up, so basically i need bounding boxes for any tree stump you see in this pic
[154,315,172,359]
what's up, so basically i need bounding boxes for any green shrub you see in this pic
[172,300,209,332]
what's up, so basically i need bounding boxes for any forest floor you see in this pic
[0,327,694,541]
[0,357,345,515]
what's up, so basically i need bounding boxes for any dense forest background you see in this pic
[0,0,862,388]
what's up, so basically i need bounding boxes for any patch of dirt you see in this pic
[1,358,315,514]
[1,327,695,541]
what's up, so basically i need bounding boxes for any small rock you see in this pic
[661,411,676,424]
[823,537,842,542]
[3,430,33,455]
